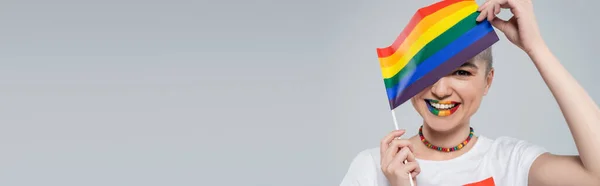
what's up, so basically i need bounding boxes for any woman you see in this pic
[340,0,600,185]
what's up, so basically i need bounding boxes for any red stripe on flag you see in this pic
[376,0,472,58]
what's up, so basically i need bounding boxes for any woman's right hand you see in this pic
[380,130,420,186]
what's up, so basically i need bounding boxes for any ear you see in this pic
[483,68,494,96]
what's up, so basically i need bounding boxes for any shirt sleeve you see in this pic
[495,137,548,186]
[339,149,380,186]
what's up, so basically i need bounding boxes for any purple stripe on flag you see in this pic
[389,31,499,109]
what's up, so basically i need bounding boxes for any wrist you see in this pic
[526,43,550,60]
[526,44,558,70]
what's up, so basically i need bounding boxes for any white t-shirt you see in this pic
[339,136,547,186]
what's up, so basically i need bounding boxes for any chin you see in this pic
[422,117,461,132]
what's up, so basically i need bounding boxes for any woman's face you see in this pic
[410,59,494,132]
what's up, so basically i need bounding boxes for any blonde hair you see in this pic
[474,47,493,73]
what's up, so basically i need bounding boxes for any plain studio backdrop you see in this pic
[0,0,598,185]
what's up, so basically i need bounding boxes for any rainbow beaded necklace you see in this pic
[418,125,474,152]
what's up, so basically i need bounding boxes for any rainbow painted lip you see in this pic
[425,99,461,117]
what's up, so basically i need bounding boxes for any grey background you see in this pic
[0,0,597,185]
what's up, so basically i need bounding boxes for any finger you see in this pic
[476,0,493,20]
[486,6,495,22]
[476,11,485,22]
[477,0,490,12]
[380,129,406,155]
[494,3,501,15]
[507,0,522,18]
[406,162,421,178]
[490,17,506,31]
[496,0,509,6]
[386,147,410,176]
[405,145,416,163]
[507,17,520,34]
[389,146,415,167]
[476,3,490,21]
[479,1,497,22]
[490,16,510,32]
[380,130,406,165]
[499,0,517,14]
[499,0,513,9]
[491,16,519,39]
[476,10,485,22]
[383,139,414,166]
[392,148,420,178]
[505,0,516,8]
[386,149,406,174]
[386,139,415,157]
[392,162,421,178]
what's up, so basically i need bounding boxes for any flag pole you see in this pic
[391,109,415,186]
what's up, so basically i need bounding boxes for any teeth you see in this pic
[429,101,456,110]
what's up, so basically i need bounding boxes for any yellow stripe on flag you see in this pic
[379,0,474,68]
[379,4,478,79]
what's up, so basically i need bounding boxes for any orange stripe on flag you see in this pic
[376,0,471,59]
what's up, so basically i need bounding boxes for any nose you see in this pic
[430,77,452,100]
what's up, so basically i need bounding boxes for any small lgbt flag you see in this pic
[376,0,499,110]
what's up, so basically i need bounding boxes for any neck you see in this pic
[421,123,472,148]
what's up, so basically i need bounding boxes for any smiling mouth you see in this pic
[425,99,461,117]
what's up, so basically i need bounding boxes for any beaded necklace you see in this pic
[418,125,474,152]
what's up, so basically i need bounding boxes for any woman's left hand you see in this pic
[476,0,546,55]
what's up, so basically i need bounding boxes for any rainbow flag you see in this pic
[377,0,499,110]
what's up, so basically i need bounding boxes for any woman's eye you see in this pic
[453,70,472,76]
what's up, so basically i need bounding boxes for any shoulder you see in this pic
[484,136,548,185]
[486,136,547,165]
[346,148,380,168]
[339,148,387,186]
[488,136,547,157]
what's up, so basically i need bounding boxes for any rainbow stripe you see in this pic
[376,0,499,110]
[426,100,460,116]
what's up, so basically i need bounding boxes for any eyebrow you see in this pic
[460,61,479,70]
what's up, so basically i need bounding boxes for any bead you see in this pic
[418,125,475,152]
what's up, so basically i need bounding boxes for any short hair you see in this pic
[472,47,493,73]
